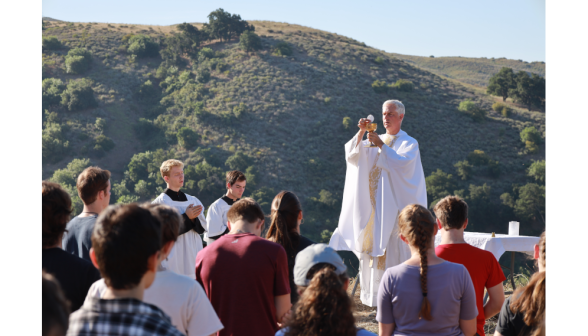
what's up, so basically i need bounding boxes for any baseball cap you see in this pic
[294,244,347,286]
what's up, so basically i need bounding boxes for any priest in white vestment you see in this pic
[152,159,207,279]
[329,100,427,306]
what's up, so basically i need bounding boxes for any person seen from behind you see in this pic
[376,204,478,336]
[42,181,101,312]
[43,271,70,336]
[85,203,224,336]
[266,190,316,304]
[494,232,546,336]
[434,196,506,336]
[67,204,183,336]
[195,198,291,336]
[62,167,111,264]
[278,243,376,336]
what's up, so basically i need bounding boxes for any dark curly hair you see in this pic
[42,181,72,248]
[284,263,355,336]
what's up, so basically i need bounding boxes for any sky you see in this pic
[42,0,545,62]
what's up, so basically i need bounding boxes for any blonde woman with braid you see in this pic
[376,204,478,336]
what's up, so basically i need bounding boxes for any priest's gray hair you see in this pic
[382,100,405,115]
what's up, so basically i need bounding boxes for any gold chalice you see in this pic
[365,115,378,148]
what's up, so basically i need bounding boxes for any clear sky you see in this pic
[43,0,545,62]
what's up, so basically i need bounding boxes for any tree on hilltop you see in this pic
[487,67,515,102]
[203,8,254,42]
[510,71,545,110]
[161,23,204,65]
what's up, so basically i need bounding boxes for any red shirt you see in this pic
[195,233,290,336]
[435,243,506,336]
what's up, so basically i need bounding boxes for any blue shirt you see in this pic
[62,215,97,264]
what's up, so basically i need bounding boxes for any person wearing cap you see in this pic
[277,244,376,336]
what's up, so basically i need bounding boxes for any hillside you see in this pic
[391,53,545,88]
[42,18,546,244]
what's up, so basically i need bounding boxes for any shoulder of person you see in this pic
[152,193,168,203]
[185,194,203,205]
[356,328,377,336]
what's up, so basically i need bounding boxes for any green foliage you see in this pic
[527,160,545,183]
[134,180,152,199]
[454,160,472,180]
[50,158,91,186]
[374,56,384,64]
[42,78,66,110]
[225,151,252,171]
[65,48,92,74]
[487,67,515,101]
[487,160,501,178]
[245,165,258,187]
[233,103,247,118]
[155,64,168,79]
[342,116,352,130]
[393,79,414,92]
[520,126,542,146]
[248,186,275,215]
[176,127,199,149]
[514,183,545,222]
[467,150,490,166]
[458,99,485,122]
[42,36,62,50]
[196,69,210,83]
[239,31,262,52]
[492,102,511,117]
[203,8,255,42]
[198,47,216,60]
[510,71,545,110]
[95,117,106,133]
[320,229,333,243]
[117,195,140,204]
[94,135,115,156]
[42,121,69,164]
[136,80,160,104]
[425,169,456,208]
[126,34,159,58]
[500,192,515,208]
[273,41,292,56]
[371,80,388,94]
[60,78,98,111]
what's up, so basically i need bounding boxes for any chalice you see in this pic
[365,114,378,148]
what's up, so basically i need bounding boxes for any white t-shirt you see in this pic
[86,270,223,336]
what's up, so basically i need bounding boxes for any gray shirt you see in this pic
[376,261,478,336]
[62,215,98,264]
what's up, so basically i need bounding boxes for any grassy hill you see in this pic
[390,53,545,88]
[42,19,546,243]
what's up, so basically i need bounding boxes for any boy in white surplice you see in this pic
[204,170,247,244]
[152,159,207,279]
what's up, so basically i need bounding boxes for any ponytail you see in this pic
[266,191,301,250]
[511,271,546,328]
[285,264,356,336]
[398,204,435,321]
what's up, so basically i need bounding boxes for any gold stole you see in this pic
[360,134,398,270]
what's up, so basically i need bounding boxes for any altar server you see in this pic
[204,170,246,244]
[152,159,206,279]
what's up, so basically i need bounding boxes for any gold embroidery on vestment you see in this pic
[360,134,398,270]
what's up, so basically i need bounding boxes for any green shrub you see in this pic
[177,127,199,149]
[196,69,211,83]
[273,41,292,56]
[520,126,542,144]
[117,195,141,204]
[458,99,485,122]
[393,79,414,92]
[65,48,92,74]
[374,56,384,64]
[239,31,262,52]
[371,80,388,94]
[127,34,159,58]
[94,135,115,155]
[136,80,159,104]
[233,103,247,118]
[155,64,168,79]
[454,160,472,180]
[199,47,216,60]
[527,160,545,183]
[342,116,352,130]
[492,102,506,112]
[42,122,69,164]
[42,78,66,110]
[42,36,62,50]
[225,151,252,171]
[324,97,331,104]
[50,158,91,186]
[501,106,511,117]
[467,150,490,166]
[60,78,98,111]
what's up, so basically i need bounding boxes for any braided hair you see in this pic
[397,204,436,321]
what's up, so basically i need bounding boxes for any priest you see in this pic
[329,100,427,306]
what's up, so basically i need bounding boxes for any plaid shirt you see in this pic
[67,297,184,336]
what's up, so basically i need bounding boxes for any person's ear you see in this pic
[163,175,169,184]
[89,248,100,269]
[463,219,468,230]
[227,221,231,231]
[399,234,408,245]
[433,224,438,236]
[147,252,159,272]
[436,218,443,230]
[399,113,404,122]
[534,244,540,259]
[298,211,303,221]
[226,182,232,190]
[162,241,174,257]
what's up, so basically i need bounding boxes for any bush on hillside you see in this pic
[225,151,252,171]
[342,116,352,130]
[203,8,255,42]
[42,78,66,110]
[454,160,472,180]
[458,99,485,122]
[273,41,292,56]
[127,34,159,58]
[93,135,115,157]
[487,160,501,178]
[233,103,247,118]
[136,80,160,104]
[65,48,92,74]
[196,69,211,83]
[372,80,388,94]
[42,36,62,50]
[467,150,490,166]
[177,127,199,149]
[527,160,545,183]
[513,183,545,222]
[239,31,262,52]
[492,102,511,118]
[425,169,456,208]
[520,126,542,147]
[61,78,98,112]
[393,79,414,92]
[42,122,69,164]
[198,47,216,60]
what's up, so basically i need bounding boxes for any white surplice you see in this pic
[152,193,207,279]
[203,197,231,244]
[329,130,427,306]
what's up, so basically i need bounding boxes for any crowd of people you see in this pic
[42,159,546,336]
